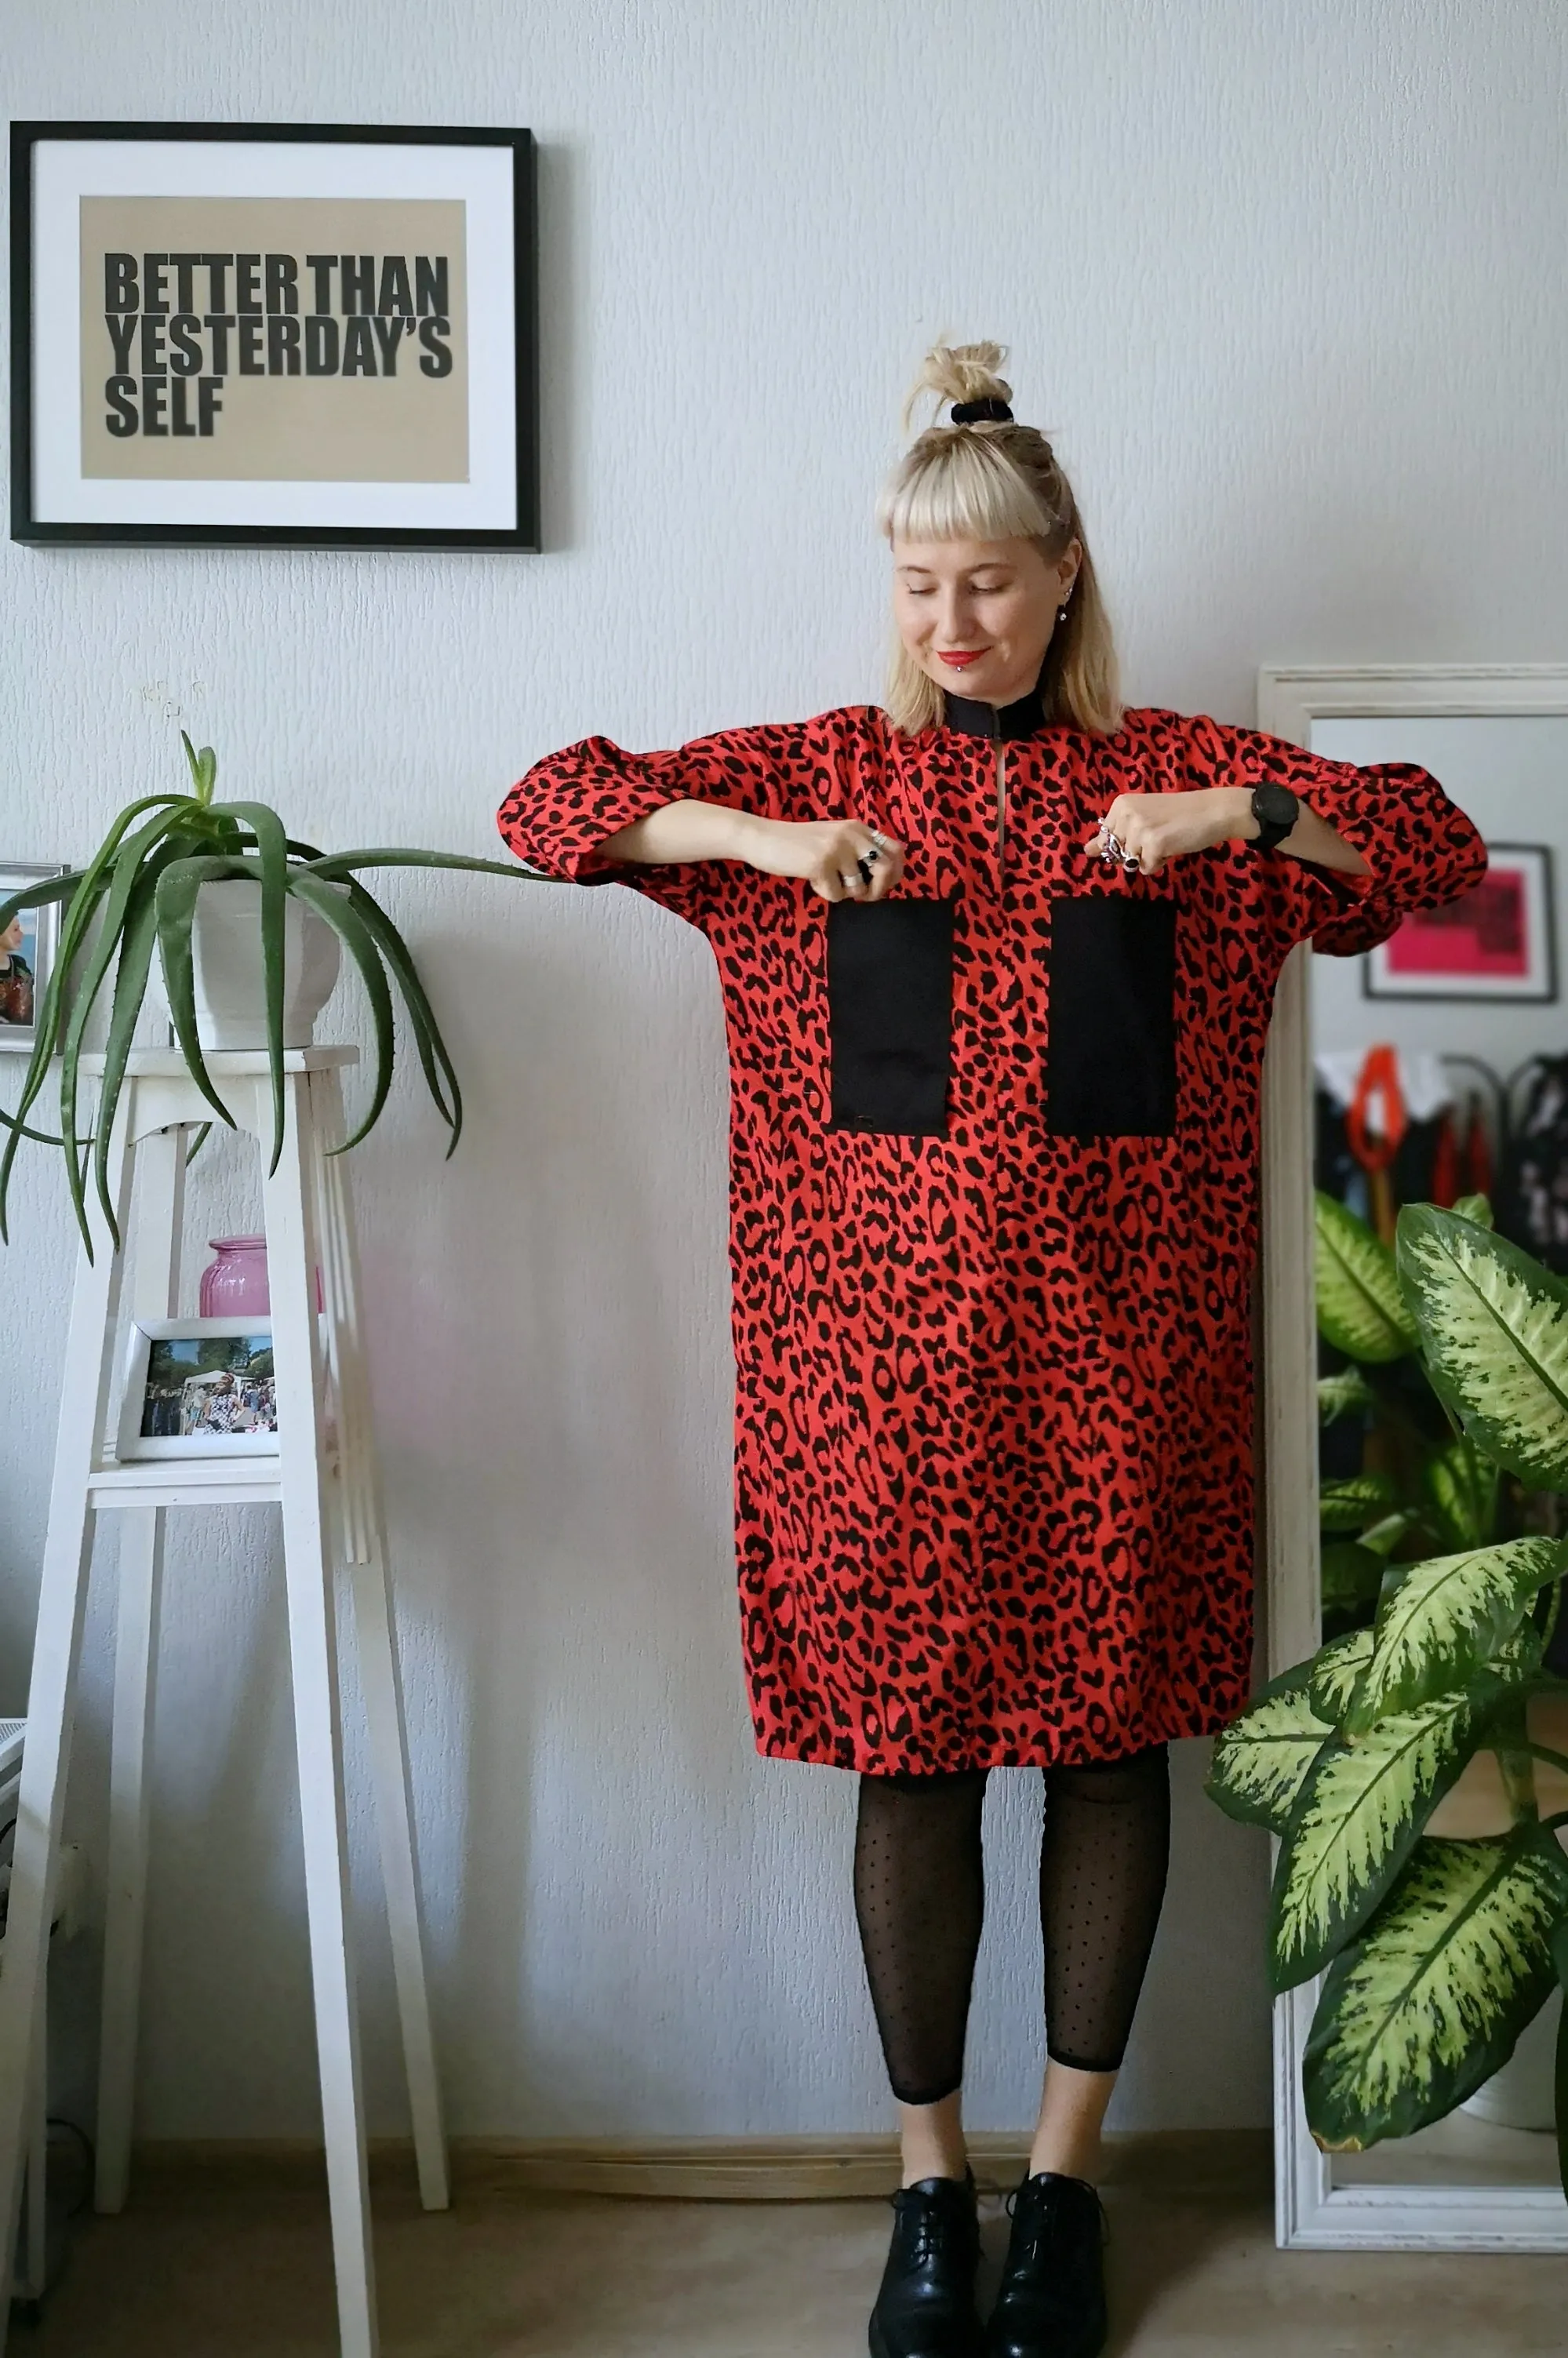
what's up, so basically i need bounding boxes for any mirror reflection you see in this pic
[1308,710,1568,2193]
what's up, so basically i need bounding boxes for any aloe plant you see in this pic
[0,735,531,1257]
[1209,1198,1568,2185]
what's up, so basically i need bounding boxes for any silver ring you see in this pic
[1097,827,1124,861]
[839,872,861,892]
[861,843,882,866]
[868,828,893,850]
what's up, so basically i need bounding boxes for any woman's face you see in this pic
[893,533,1082,710]
[0,917,23,956]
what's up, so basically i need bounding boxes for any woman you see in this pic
[497,344,1486,2358]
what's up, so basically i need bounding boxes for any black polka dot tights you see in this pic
[851,1744,1171,2105]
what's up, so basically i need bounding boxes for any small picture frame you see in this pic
[117,1317,279,1459]
[1362,842,1557,1003]
[0,862,68,1050]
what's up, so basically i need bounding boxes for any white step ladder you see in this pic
[0,1048,449,2356]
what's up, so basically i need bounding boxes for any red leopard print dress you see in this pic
[497,691,1486,1774]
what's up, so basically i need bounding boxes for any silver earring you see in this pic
[1057,604,1068,623]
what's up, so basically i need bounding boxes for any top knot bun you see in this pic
[904,340,1015,431]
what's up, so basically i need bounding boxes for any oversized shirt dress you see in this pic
[497,689,1486,1774]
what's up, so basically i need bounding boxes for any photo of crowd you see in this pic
[139,1333,278,1440]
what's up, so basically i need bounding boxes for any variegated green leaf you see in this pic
[1319,1367,1377,1423]
[1451,1192,1494,1229]
[1487,1617,1546,1682]
[1206,1664,1333,1835]
[1422,1434,1499,1553]
[1319,1473,1399,1532]
[1316,1192,1419,1362]
[1304,1830,1568,2149]
[1270,1679,1498,1991]
[1320,1542,1384,1620]
[1396,1205,1568,1489]
[1356,1508,1426,1560]
[1308,1626,1376,1723]
[1347,1537,1568,1734]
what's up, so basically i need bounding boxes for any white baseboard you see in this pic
[126,2127,1271,2206]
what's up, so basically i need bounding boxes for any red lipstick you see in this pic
[938,651,985,668]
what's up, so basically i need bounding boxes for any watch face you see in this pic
[1255,782,1298,828]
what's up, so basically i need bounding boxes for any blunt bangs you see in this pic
[876,434,1055,550]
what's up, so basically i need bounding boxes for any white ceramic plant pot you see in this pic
[150,878,342,1050]
[1460,1985,1560,2132]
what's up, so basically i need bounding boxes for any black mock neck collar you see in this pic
[940,669,1048,739]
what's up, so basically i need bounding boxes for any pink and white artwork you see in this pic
[1363,842,1556,1002]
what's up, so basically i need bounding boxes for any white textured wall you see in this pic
[4,0,1567,2146]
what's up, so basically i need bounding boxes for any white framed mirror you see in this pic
[1257,665,1568,2250]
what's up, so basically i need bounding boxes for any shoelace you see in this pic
[892,2183,968,2269]
[1002,2176,1108,2272]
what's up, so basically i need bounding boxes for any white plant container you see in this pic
[1460,1985,1561,2132]
[150,879,341,1050]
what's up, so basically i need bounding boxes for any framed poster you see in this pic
[0,861,67,1050]
[1362,842,1555,1003]
[10,122,538,549]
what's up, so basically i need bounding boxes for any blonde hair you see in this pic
[877,342,1122,737]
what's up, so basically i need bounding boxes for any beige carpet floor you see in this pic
[24,2163,1568,2356]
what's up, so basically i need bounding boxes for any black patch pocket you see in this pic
[1046,896,1177,1137]
[827,898,955,1136]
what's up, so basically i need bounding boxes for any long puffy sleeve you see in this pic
[1181,711,1488,958]
[497,707,881,929]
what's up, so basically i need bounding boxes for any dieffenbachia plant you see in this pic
[1208,1195,1568,2191]
[1314,1189,1501,1631]
[0,735,535,1257]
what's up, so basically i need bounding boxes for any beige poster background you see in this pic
[79,197,468,482]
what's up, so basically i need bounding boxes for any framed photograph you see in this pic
[10,122,538,549]
[1362,842,1556,1003]
[117,1317,279,1459]
[0,862,67,1050]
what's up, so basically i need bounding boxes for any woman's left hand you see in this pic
[1082,787,1253,877]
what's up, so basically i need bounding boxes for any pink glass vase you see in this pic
[198,1235,324,1315]
[199,1235,271,1316]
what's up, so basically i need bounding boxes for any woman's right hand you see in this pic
[731,813,908,903]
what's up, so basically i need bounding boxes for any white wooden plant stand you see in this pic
[0,1047,449,2356]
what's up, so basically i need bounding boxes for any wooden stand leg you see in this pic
[96,1118,184,2214]
[347,1548,449,2211]
[313,1072,449,2213]
[94,1506,164,2215]
[0,1104,134,2340]
[267,1072,378,2358]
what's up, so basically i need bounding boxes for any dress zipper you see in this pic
[990,708,1007,875]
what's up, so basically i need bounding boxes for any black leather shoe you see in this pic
[986,2171,1108,2358]
[868,2169,984,2358]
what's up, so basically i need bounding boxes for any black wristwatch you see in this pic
[1247,781,1299,853]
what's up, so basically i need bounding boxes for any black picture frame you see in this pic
[10,121,539,551]
[1361,841,1558,1004]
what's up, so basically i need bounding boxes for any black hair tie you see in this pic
[951,397,1013,424]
